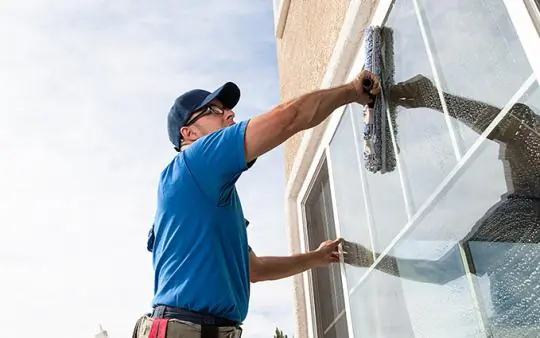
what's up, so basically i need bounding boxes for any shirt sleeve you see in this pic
[183,120,251,204]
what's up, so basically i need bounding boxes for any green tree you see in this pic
[274,327,288,338]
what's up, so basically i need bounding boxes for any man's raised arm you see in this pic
[244,70,380,163]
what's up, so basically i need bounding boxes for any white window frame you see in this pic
[524,0,540,35]
[504,0,540,82]
[286,0,540,337]
[274,0,290,38]
[297,109,347,338]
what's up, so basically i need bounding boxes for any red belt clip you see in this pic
[149,318,168,338]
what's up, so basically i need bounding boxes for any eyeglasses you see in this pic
[185,105,226,126]
[177,105,228,148]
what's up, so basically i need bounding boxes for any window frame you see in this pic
[297,151,326,338]
[299,154,349,338]
[524,0,540,36]
[297,110,351,338]
[504,0,540,82]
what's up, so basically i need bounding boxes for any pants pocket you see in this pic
[133,315,154,338]
[168,319,202,337]
[220,327,242,338]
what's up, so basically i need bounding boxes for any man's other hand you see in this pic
[312,238,343,267]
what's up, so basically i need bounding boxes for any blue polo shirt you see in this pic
[151,120,253,323]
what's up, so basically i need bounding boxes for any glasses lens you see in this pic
[186,107,209,125]
[209,106,225,114]
[186,105,225,125]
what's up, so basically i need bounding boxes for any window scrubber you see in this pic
[362,25,399,174]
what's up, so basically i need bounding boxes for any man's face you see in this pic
[180,99,236,143]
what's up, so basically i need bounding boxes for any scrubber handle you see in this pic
[362,78,376,108]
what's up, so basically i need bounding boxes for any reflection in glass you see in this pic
[319,0,540,336]
[416,0,535,150]
[360,0,460,252]
[346,247,485,337]
[341,0,540,335]
[346,80,540,337]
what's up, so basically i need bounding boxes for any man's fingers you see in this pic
[332,237,343,246]
[363,71,381,95]
[369,75,381,95]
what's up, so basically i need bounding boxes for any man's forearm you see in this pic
[252,252,320,283]
[243,72,377,162]
[285,84,358,133]
[243,84,359,163]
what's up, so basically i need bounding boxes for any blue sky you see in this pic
[0,0,293,337]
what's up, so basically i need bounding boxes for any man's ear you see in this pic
[179,126,193,141]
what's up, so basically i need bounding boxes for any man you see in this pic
[133,69,380,338]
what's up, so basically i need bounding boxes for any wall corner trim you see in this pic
[275,0,291,39]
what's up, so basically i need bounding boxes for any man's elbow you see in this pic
[249,252,266,283]
[250,260,272,283]
[273,101,305,135]
[250,270,264,283]
[287,106,309,134]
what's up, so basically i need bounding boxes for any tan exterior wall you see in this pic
[276,0,350,180]
[275,1,350,337]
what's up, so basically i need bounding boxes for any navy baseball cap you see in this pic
[167,82,241,148]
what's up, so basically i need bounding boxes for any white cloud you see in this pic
[0,1,293,337]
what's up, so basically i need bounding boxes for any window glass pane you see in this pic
[329,107,373,287]
[346,79,540,337]
[364,0,540,256]
[414,0,539,150]
[466,82,540,336]
[384,0,459,218]
[349,270,438,338]
[358,0,472,252]
[348,145,498,337]
[352,100,409,251]
[349,266,484,337]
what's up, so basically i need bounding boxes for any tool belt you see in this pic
[148,305,241,338]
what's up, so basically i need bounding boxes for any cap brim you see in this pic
[193,82,240,112]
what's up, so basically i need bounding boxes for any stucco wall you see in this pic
[275,1,350,337]
[276,0,350,180]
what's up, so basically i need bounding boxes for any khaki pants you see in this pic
[133,315,242,338]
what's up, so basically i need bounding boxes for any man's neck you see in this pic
[180,143,192,151]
